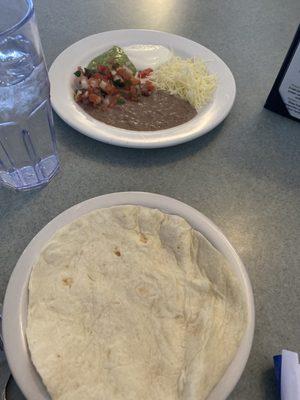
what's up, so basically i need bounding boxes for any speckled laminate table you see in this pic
[1,0,300,399]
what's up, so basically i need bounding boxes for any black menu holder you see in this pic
[265,25,300,122]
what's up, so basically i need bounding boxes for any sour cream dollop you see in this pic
[123,45,172,71]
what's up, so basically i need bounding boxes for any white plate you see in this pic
[2,192,254,400]
[49,29,236,148]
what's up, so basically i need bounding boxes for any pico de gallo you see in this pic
[73,64,155,108]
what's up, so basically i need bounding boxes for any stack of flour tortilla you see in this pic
[27,206,247,400]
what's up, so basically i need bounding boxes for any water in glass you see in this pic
[0,1,59,190]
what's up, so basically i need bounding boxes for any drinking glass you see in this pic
[0,0,59,190]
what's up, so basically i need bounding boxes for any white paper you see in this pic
[279,42,300,119]
[281,350,300,400]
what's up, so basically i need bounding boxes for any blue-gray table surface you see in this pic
[1,0,300,398]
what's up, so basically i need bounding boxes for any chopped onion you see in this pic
[113,74,123,82]
[79,77,89,90]
[103,96,110,106]
[100,80,108,90]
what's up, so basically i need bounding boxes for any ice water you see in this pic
[0,34,59,190]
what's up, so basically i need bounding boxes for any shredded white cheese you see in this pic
[151,56,217,108]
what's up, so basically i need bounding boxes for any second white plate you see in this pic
[3,192,254,400]
[49,29,236,148]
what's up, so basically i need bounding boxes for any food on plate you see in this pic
[81,90,197,131]
[73,45,217,131]
[87,45,137,74]
[73,63,155,107]
[151,56,217,108]
[122,44,172,70]
[27,205,247,400]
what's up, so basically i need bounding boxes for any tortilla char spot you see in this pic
[151,363,163,377]
[62,277,73,288]
[137,286,149,297]
[87,273,95,281]
[140,233,148,243]
[114,249,121,257]
[189,324,202,336]
[57,354,61,358]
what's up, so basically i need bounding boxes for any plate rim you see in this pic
[49,29,236,148]
[2,192,254,400]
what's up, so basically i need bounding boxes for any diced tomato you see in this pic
[96,66,112,80]
[145,80,155,92]
[108,96,118,108]
[140,80,155,96]
[141,87,150,96]
[130,77,140,85]
[92,73,101,79]
[117,67,132,81]
[88,93,102,105]
[98,65,109,73]
[129,86,138,101]
[88,78,100,88]
[105,83,119,95]
[75,61,155,108]
[138,68,153,79]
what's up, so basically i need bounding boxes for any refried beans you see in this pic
[81,90,197,131]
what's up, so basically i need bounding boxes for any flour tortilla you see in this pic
[27,205,247,400]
